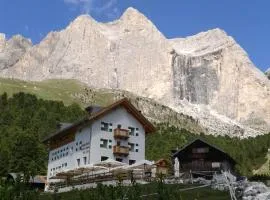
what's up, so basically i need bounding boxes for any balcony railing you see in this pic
[113,145,129,156]
[114,128,129,139]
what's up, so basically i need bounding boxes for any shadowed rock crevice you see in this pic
[172,52,219,105]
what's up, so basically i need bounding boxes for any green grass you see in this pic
[0,78,114,106]
[253,152,270,175]
[38,183,230,200]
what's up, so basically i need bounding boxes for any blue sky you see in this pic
[0,0,269,71]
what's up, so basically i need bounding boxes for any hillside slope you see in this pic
[0,78,203,134]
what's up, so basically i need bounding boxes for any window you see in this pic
[192,147,209,153]
[83,157,87,165]
[65,163,67,167]
[117,141,121,146]
[101,156,108,161]
[136,133,139,136]
[128,127,135,136]
[80,141,82,145]
[77,159,80,167]
[135,144,139,152]
[100,139,108,148]
[116,158,123,162]
[128,143,135,152]
[101,122,109,131]
[129,160,136,165]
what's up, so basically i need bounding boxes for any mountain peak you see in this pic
[120,7,150,25]
[73,14,93,22]
[67,14,97,30]
[122,7,141,16]
[0,33,6,40]
[0,33,6,50]
[7,34,32,47]
[170,28,235,55]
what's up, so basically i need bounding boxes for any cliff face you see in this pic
[0,8,270,137]
[170,29,270,133]
[0,34,32,70]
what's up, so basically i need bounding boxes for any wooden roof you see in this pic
[43,98,155,143]
[155,159,169,167]
[172,138,236,164]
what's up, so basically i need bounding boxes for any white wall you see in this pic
[90,107,145,164]
[47,106,146,181]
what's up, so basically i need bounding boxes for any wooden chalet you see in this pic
[172,138,236,174]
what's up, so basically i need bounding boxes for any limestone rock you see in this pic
[266,68,270,79]
[0,34,32,70]
[243,182,270,200]
[0,7,270,137]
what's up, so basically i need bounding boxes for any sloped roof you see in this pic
[43,98,155,143]
[172,138,236,164]
[7,173,47,184]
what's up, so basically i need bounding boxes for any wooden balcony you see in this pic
[113,145,129,156]
[114,128,129,139]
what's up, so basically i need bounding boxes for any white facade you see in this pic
[47,106,146,179]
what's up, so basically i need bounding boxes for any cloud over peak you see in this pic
[64,0,120,20]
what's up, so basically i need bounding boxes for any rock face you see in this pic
[0,34,32,70]
[0,7,270,137]
[266,68,270,80]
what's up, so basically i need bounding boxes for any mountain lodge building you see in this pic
[43,98,155,181]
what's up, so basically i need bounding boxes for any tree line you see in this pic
[0,92,85,180]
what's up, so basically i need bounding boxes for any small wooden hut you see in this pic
[155,159,169,175]
[172,138,236,176]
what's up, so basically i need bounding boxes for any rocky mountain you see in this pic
[266,68,270,79]
[0,33,32,70]
[0,7,270,137]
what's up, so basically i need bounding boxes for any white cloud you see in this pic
[64,0,93,13]
[64,0,120,18]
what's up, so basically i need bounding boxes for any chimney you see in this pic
[85,106,103,115]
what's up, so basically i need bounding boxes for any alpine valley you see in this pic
[1,7,270,137]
